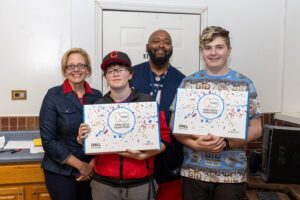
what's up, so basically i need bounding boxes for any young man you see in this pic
[172,26,262,200]
[78,51,170,200]
[130,29,185,200]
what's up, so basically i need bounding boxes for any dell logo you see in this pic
[179,124,188,129]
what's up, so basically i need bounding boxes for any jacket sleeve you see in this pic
[159,111,171,147]
[39,90,72,165]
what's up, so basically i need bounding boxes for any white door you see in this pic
[102,10,201,92]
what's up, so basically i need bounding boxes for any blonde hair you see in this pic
[200,26,231,49]
[61,48,92,77]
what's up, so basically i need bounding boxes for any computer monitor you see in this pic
[261,125,300,184]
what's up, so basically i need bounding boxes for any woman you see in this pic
[78,51,170,200]
[39,48,102,200]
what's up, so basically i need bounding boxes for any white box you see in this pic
[172,88,249,139]
[83,102,161,154]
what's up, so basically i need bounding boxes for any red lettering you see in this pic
[110,51,118,58]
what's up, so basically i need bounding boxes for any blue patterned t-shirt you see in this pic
[176,69,262,183]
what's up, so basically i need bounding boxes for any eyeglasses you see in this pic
[66,63,87,70]
[105,68,128,76]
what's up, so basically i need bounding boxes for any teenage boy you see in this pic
[78,51,171,200]
[172,26,262,200]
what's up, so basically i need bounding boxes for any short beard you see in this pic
[147,47,173,68]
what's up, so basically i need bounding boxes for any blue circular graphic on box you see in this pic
[197,93,224,120]
[108,107,136,136]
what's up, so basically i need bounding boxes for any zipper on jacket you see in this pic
[119,156,124,198]
[145,159,150,172]
[119,156,124,184]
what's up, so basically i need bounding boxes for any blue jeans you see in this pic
[44,170,92,200]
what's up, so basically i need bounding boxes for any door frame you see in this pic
[94,0,208,91]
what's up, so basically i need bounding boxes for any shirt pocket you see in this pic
[57,104,77,115]
[56,104,79,133]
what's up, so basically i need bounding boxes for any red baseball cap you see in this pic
[101,51,132,71]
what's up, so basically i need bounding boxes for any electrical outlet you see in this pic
[11,90,27,100]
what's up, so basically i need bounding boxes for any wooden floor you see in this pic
[246,190,291,200]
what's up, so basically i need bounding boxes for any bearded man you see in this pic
[130,29,185,200]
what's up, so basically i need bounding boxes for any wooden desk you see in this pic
[246,175,300,200]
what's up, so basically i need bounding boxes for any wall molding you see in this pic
[93,0,208,91]
[95,0,207,15]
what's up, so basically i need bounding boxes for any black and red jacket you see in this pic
[93,89,170,183]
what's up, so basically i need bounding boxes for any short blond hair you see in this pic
[61,48,92,77]
[200,26,231,49]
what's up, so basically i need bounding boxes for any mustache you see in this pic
[153,48,166,53]
[147,47,173,67]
